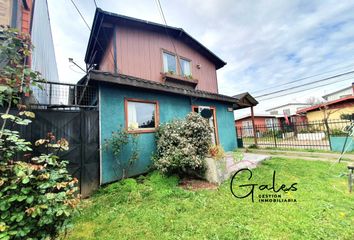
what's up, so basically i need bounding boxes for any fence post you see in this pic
[250,106,258,147]
[323,119,332,151]
[74,85,78,106]
[272,122,277,148]
[49,83,52,105]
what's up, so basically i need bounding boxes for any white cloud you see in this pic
[47,0,354,117]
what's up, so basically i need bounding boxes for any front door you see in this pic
[192,106,219,145]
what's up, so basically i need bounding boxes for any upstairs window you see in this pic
[180,58,191,76]
[163,52,177,74]
[125,98,159,133]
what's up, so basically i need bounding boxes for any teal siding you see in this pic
[99,84,237,184]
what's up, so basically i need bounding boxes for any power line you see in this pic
[70,0,91,30]
[259,76,353,101]
[69,0,116,72]
[251,63,354,94]
[254,70,354,98]
[154,0,181,69]
[93,0,98,8]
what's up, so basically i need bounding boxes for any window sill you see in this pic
[161,72,198,88]
[127,128,156,134]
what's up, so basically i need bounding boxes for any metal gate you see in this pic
[21,109,99,197]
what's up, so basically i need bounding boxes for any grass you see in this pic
[65,158,354,240]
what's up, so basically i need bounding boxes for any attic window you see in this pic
[180,58,191,76]
[163,52,177,74]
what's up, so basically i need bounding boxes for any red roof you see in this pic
[297,96,354,114]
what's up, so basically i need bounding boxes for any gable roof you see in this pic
[85,8,226,69]
[297,96,354,114]
[232,92,258,109]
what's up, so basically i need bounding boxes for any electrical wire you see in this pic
[70,0,91,30]
[254,70,354,98]
[259,76,353,101]
[69,0,116,72]
[154,0,181,69]
[251,63,354,94]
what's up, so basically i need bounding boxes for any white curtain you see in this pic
[181,59,191,76]
[128,102,138,129]
[163,53,169,72]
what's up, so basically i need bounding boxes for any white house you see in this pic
[322,84,354,101]
[265,103,312,116]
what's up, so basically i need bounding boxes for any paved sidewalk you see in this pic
[242,149,354,162]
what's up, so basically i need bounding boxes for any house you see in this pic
[297,96,354,121]
[81,8,245,184]
[0,0,60,104]
[235,114,279,137]
[265,103,310,125]
[322,83,354,101]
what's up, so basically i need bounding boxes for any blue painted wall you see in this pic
[99,84,237,184]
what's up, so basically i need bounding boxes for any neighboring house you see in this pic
[266,103,310,124]
[0,0,60,104]
[235,114,279,137]
[81,9,243,184]
[297,96,354,122]
[322,83,354,101]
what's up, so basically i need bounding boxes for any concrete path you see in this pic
[226,153,271,174]
[242,149,354,162]
[205,152,270,184]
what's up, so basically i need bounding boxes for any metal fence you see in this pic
[237,119,353,150]
[31,81,98,109]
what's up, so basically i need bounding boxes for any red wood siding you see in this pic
[100,25,219,93]
[21,0,32,34]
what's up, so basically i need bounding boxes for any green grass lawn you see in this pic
[65,158,354,240]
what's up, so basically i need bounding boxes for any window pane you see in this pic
[180,59,191,76]
[163,52,176,73]
[127,101,156,130]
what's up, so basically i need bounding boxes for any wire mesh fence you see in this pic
[31,81,98,109]
[237,119,353,150]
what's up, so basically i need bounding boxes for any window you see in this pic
[180,58,191,76]
[163,52,177,74]
[270,111,278,115]
[162,50,192,77]
[125,98,159,133]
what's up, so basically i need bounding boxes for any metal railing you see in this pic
[237,119,353,150]
[30,81,98,109]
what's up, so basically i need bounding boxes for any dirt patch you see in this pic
[179,179,218,190]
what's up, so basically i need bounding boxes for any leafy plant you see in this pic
[104,127,140,179]
[153,112,212,177]
[208,145,225,160]
[0,27,78,239]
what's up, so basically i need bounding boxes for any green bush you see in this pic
[153,112,212,177]
[0,114,80,240]
[0,27,79,239]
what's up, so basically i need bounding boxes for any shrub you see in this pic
[104,127,139,179]
[209,145,225,160]
[0,27,79,239]
[153,112,212,177]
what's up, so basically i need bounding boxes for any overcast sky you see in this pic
[47,0,354,116]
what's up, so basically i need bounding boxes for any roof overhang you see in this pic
[85,71,240,106]
[232,92,258,109]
